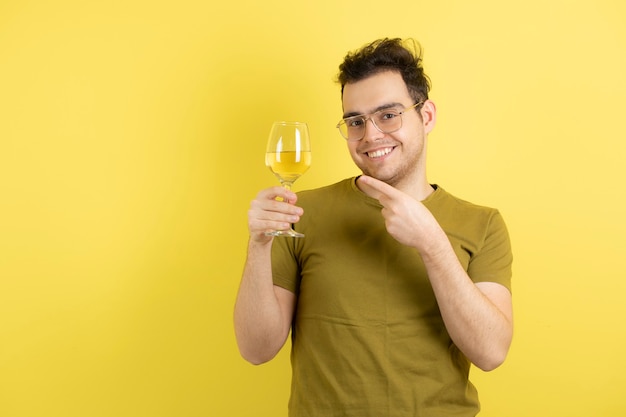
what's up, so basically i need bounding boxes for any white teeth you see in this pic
[367,147,393,158]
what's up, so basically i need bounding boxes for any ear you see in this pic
[420,100,436,134]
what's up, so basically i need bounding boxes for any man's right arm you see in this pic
[233,187,302,365]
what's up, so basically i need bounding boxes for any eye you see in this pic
[347,118,365,128]
[380,111,399,121]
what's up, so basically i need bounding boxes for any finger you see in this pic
[248,205,301,235]
[248,216,292,235]
[253,197,303,218]
[249,191,303,230]
[251,201,302,221]
[248,187,304,238]
[261,186,298,205]
[356,175,401,202]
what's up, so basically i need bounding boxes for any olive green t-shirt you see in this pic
[272,177,513,417]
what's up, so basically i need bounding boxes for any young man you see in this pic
[234,38,513,416]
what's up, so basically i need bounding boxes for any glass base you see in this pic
[265,228,304,238]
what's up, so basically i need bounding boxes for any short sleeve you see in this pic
[271,237,301,294]
[467,210,513,292]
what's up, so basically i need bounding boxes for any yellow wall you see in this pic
[1,1,625,416]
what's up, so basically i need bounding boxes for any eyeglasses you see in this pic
[336,101,423,141]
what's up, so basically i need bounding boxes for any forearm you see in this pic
[421,232,513,371]
[354,175,513,369]
[234,240,291,365]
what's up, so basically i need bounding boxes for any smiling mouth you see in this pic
[366,147,394,159]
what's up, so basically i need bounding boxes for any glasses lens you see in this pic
[373,109,402,133]
[337,107,405,141]
[339,117,364,141]
[338,121,349,139]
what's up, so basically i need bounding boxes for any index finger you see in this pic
[356,175,402,202]
[260,186,298,205]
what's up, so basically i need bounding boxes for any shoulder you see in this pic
[427,186,508,235]
[428,186,499,215]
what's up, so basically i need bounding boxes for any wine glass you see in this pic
[265,121,312,238]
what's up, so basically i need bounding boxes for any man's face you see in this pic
[341,71,434,187]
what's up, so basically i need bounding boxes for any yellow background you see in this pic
[1,0,625,416]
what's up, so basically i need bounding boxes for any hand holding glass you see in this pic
[265,121,311,237]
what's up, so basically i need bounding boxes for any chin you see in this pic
[364,171,398,186]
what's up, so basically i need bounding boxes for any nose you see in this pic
[362,117,384,141]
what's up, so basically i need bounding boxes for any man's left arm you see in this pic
[357,175,513,371]
[419,243,512,371]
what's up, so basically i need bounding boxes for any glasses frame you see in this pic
[336,101,424,141]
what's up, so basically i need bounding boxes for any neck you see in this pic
[394,176,435,201]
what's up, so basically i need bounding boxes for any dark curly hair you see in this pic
[337,38,431,105]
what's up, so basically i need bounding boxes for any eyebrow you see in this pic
[342,102,406,119]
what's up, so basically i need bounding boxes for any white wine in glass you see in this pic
[265,121,312,238]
